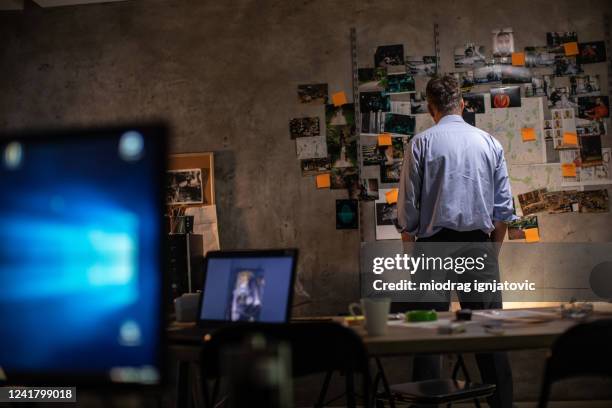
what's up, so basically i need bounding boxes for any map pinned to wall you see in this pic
[476,97,546,165]
[507,163,563,216]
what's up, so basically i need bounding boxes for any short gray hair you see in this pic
[425,75,462,115]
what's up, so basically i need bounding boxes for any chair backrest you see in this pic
[200,321,369,379]
[546,318,612,382]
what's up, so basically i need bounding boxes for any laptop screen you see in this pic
[200,254,295,323]
[0,126,166,386]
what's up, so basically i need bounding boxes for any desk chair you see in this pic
[374,354,496,408]
[199,322,372,408]
[538,319,612,408]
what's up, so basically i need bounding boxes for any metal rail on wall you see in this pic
[350,27,365,243]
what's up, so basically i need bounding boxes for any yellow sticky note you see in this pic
[561,163,577,177]
[316,173,331,188]
[378,133,392,146]
[524,228,540,243]
[521,128,536,142]
[563,42,579,56]
[332,91,347,107]
[562,131,578,145]
[511,52,525,66]
[385,188,398,204]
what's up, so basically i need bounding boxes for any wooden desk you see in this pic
[168,308,612,355]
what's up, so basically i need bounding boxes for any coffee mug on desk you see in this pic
[349,297,391,336]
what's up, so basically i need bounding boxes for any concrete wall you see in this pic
[1,0,611,403]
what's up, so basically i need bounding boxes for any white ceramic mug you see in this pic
[349,297,391,336]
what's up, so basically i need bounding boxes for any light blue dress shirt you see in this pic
[397,114,516,238]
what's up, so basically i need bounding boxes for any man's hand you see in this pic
[490,221,507,257]
[401,232,415,242]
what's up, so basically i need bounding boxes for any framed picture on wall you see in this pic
[167,152,215,206]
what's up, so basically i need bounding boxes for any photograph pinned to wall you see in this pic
[576,96,610,120]
[454,43,486,68]
[297,83,328,104]
[544,130,560,163]
[358,67,387,92]
[326,103,355,127]
[501,65,532,84]
[362,143,384,166]
[390,100,411,114]
[578,41,607,64]
[462,111,476,126]
[360,178,380,201]
[490,86,521,108]
[578,190,609,213]
[336,199,359,229]
[296,135,327,160]
[166,169,205,205]
[330,167,359,191]
[384,113,416,136]
[492,28,514,58]
[300,158,331,176]
[474,64,502,84]
[380,136,407,164]
[375,44,405,72]
[524,46,556,67]
[450,71,475,91]
[380,161,402,184]
[518,188,548,215]
[375,189,401,240]
[463,93,486,113]
[580,147,611,182]
[507,216,538,240]
[326,125,357,168]
[579,133,603,168]
[410,92,428,114]
[289,117,320,138]
[544,190,580,213]
[546,32,578,53]
[569,74,600,97]
[386,73,416,94]
[548,86,574,109]
[554,55,582,76]
[360,92,390,112]
[525,75,554,97]
[405,56,437,76]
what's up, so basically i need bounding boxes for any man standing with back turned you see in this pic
[397,75,515,408]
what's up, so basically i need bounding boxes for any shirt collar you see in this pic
[437,114,464,125]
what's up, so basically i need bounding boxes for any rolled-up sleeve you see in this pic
[397,139,422,234]
[492,147,517,222]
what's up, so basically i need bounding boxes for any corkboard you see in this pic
[167,152,215,206]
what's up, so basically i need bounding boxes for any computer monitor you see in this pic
[198,250,297,325]
[0,125,167,387]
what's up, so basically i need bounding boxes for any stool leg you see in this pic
[315,371,333,408]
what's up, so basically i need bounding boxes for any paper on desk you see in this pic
[388,319,453,329]
[473,309,556,320]
[184,205,220,255]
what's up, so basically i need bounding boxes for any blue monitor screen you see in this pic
[200,256,294,323]
[0,126,166,385]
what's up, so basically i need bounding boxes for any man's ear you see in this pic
[460,98,465,113]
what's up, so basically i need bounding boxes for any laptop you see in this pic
[169,249,298,342]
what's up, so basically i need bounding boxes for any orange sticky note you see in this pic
[378,133,392,146]
[511,52,525,66]
[316,173,331,188]
[524,228,540,243]
[563,42,579,56]
[561,163,577,177]
[562,131,578,145]
[332,91,347,107]
[385,188,398,204]
[521,127,536,141]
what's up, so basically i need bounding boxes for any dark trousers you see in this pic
[391,228,514,408]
